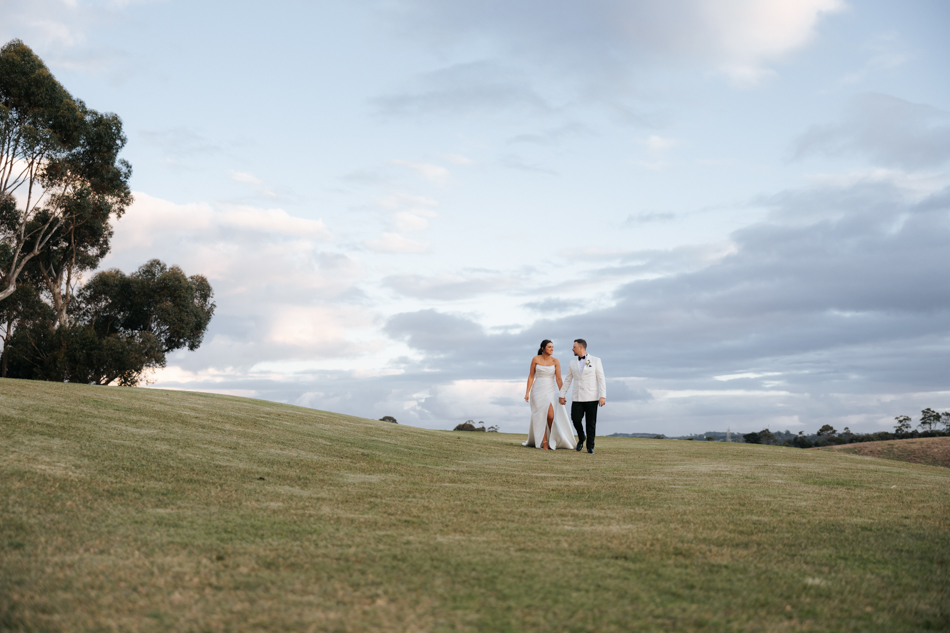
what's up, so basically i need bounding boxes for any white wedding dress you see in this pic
[522,364,577,450]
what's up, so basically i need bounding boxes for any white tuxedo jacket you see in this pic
[559,354,606,402]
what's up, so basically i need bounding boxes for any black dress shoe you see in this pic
[587,449,595,454]
[575,440,585,452]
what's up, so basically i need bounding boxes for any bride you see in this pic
[522,340,577,450]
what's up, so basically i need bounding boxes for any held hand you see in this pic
[599,398,606,407]
[559,397,566,405]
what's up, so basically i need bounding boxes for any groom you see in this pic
[559,339,606,454]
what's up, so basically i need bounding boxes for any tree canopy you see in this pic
[1,39,132,306]
[5,261,214,386]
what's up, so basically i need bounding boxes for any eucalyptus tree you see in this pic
[893,415,912,435]
[5,260,215,385]
[0,39,131,307]
[918,408,941,432]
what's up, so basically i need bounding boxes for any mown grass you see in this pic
[1,378,948,632]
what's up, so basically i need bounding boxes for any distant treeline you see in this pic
[615,408,950,448]
[730,408,950,448]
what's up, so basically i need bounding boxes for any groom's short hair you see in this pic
[574,338,587,350]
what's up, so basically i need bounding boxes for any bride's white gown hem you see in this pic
[522,364,577,450]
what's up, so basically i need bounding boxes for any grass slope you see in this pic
[1,379,948,632]
[817,437,950,469]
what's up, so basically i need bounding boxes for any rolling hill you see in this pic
[1,379,948,631]
[817,436,950,469]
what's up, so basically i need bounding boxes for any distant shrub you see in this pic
[454,420,485,432]
[894,415,912,435]
[744,429,777,445]
[790,432,813,448]
[379,416,398,424]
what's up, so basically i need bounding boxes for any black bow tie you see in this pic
[578,356,587,361]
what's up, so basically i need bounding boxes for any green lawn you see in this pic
[1,379,948,632]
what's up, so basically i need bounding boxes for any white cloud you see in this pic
[100,192,369,373]
[380,0,844,88]
[266,305,374,347]
[394,210,436,232]
[367,193,439,247]
[376,193,439,210]
[228,170,284,199]
[640,135,679,151]
[391,159,450,182]
[442,154,474,165]
[149,365,246,385]
[691,0,845,84]
[421,378,525,425]
[714,372,783,381]
[108,192,333,250]
[224,205,334,239]
[365,232,430,253]
[230,170,263,185]
[650,389,793,398]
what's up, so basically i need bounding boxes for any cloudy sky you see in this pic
[4,0,949,435]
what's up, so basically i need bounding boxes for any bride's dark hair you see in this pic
[537,339,552,356]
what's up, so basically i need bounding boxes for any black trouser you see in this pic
[571,400,598,450]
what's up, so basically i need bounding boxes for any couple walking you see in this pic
[522,338,606,453]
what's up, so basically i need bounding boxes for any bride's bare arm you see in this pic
[524,357,537,402]
[554,358,563,390]
[559,360,573,402]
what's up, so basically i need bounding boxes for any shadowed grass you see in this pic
[1,378,948,632]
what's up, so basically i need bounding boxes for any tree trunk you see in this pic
[47,277,70,329]
[1,322,10,378]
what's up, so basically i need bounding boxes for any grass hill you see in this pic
[816,437,950,469]
[1,379,948,632]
